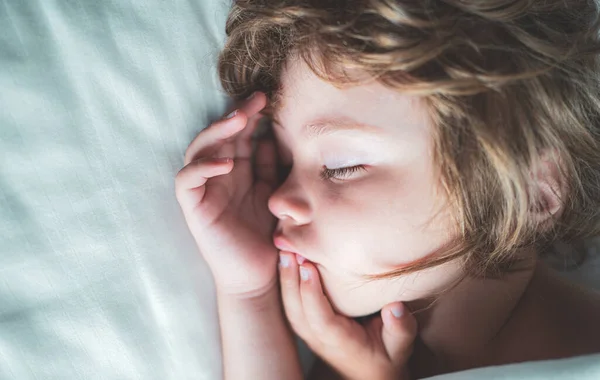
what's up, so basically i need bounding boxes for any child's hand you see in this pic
[176,92,280,297]
[279,252,418,380]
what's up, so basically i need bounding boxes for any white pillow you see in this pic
[0,1,230,379]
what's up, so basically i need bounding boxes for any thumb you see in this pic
[381,302,418,364]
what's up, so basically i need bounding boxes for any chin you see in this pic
[327,294,385,318]
[320,275,394,318]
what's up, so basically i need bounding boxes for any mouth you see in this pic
[273,233,309,264]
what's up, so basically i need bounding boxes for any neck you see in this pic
[407,251,537,377]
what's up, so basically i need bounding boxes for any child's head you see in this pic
[218,0,600,316]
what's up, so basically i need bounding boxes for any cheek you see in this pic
[315,175,455,273]
[318,269,398,317]
[376,179,456,265]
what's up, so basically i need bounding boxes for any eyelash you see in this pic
[320,165,367,181]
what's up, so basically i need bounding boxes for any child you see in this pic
[176,0,600,378]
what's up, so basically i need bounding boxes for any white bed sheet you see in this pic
[1,1,231,379]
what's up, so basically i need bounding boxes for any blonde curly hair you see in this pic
[218,0,600,278]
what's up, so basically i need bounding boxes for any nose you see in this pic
[268,170,312,225]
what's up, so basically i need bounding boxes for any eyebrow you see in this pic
[273,117,385,140]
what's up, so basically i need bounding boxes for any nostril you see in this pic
[276,211,292,220]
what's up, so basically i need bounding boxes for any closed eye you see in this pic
[320,165,367,181]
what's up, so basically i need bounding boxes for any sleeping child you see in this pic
[175,0,600,378]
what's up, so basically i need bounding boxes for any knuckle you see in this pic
[285,312,308,337]
[184,145,196,163]
[174,167,186,184]
[278,264,297,285]
[304,309,325,331]
[292,326,311,343]
[317,319,346,345]
[280,273,297,288]
[174,192,185,207]
[286,315,303,333]
[175,165,192,184]
[174,179,187,200]
[293,326,314,344]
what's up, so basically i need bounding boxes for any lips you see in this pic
[273,233,309,264]
[273,234,294,251]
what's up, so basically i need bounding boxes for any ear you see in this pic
[530,151,567,226]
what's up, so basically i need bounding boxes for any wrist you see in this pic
[216,276,280,309]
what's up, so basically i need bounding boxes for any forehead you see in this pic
[272,59,431,135]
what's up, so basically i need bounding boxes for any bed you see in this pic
[0,1,598,379]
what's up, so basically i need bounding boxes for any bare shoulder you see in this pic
[538,265,600,354]
[494,263,600,365]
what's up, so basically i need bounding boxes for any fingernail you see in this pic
[246,92,256,100]
[300,266,310,282]
[225,109,238,119]
[390,304,404,319]
[279,254,290,268]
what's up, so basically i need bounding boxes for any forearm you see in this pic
[217,284,303,380]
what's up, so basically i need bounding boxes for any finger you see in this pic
[225,92,267,148]
[238,91,268,119]
[184,112,248,165]
[217,92,267,159]
[234,113,263,159]
[255,139,278,188]
[175,157,234,209]
[279,251,312,339]
[380,302,418,364]
[299,262,350,346]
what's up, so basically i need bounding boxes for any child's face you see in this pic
[269,60,463,317]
